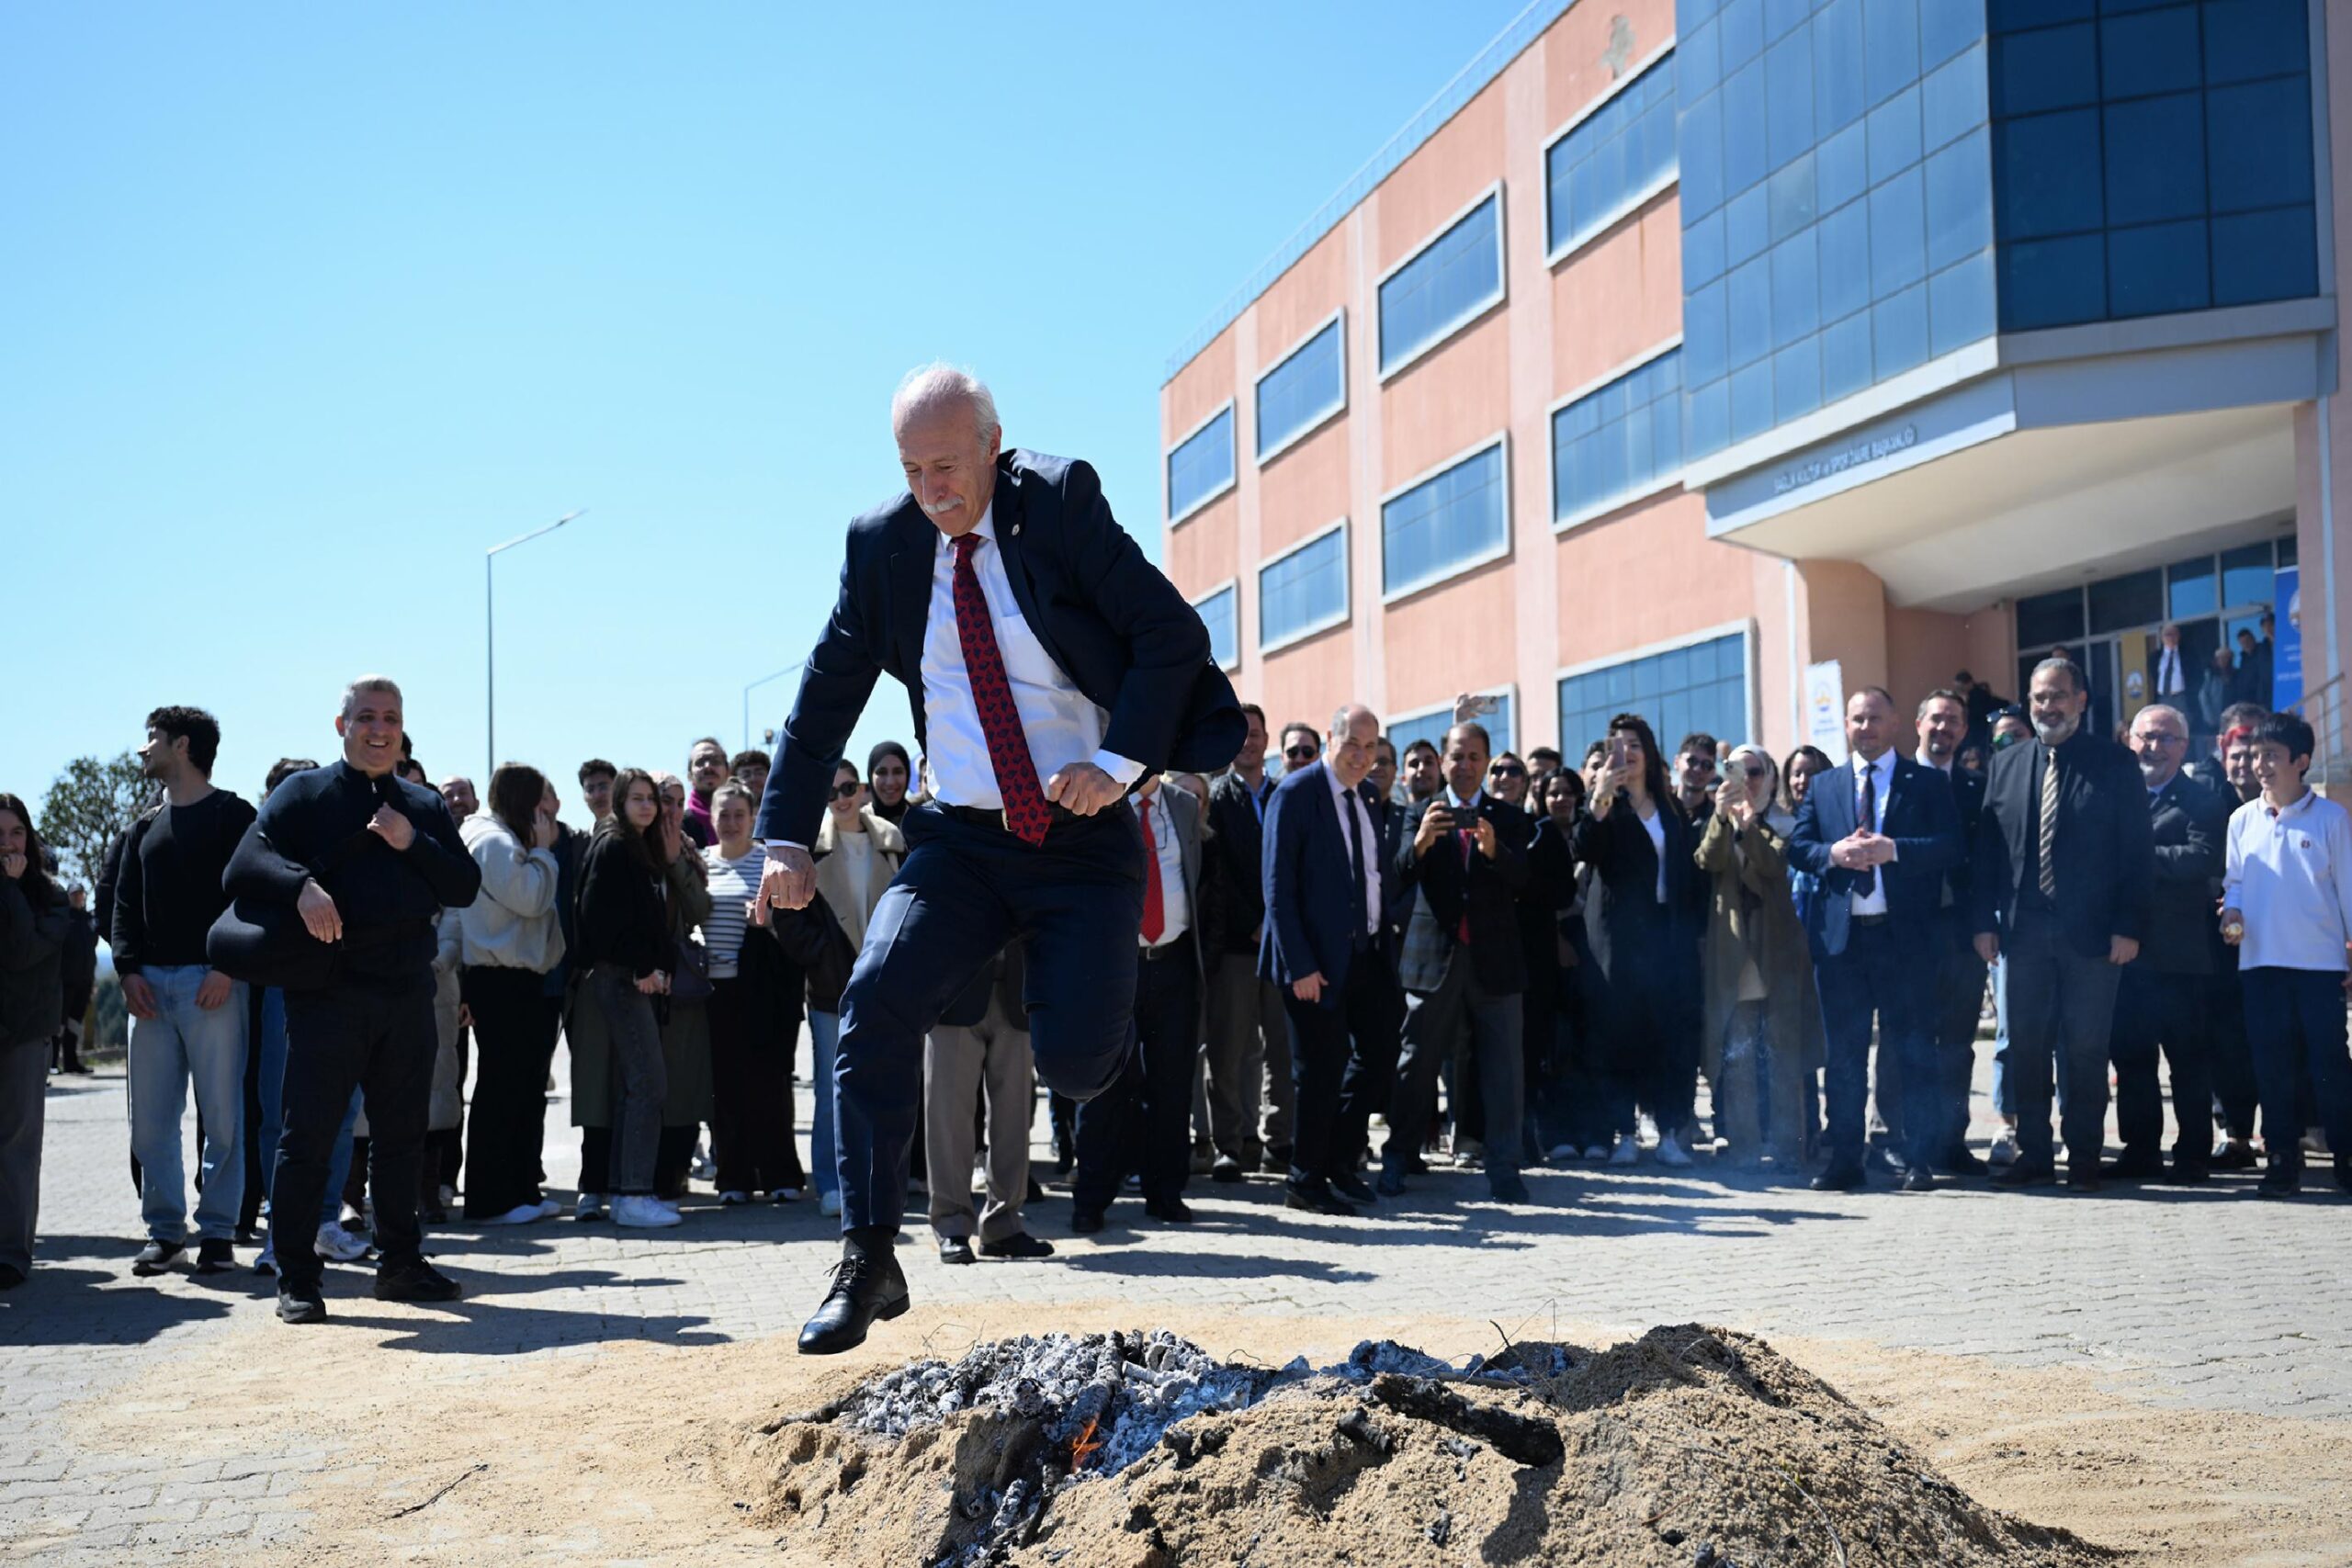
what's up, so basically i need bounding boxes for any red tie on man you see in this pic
[1137,795,1165,942]
[951,533,1053,846]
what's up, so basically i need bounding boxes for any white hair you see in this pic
[339,674,402,720]
[891,362,1000,443]
[2135,703,2189,732]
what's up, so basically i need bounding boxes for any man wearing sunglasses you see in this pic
[754,365,1244,1354]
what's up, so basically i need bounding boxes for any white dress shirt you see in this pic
[1849,749,1895,917]
[2223,790,2352,971]
[1134,790,1191,948]
[2155,642,2185,696]
[1326,768,1382,940]
[921,505,1141,809]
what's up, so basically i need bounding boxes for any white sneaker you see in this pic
[818,1190,842,1218]
[613,1195,683,1228]
[1608,1134,1640,1167]
[2302,1129,2333,1156]
[1547,1143,1579,1162]
[1453,1138,1485,1168]
[718,1190,752,1205]
[315,1223,369,1262]
[479,1202,548,1226]
[1987,1131,2020,1168]
[574,1193,608,1222]
[1656,1132,1694,1168]
[1582,1145,1611,1161]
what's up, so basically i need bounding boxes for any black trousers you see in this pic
[1929,914,1989,1155]
[2109,967,2211,1168]
[2207,966,2258,1140]
[2003,908,2122,1170]
[459,966,561,1218]
[1281,943,1404,1191]
[272,979,435,1291]
[1073,936,1200,1212]
[707,976,804,1195]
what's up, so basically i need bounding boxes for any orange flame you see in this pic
[1070,1416,1103,1468]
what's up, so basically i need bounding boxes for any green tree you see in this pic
[38,751,153,890]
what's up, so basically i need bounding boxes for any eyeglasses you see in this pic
[831,782,862,800]
[1283,745,1317,761]
[1488,763,1525,778]
[1741,763,1769,778]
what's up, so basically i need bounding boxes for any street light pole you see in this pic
[743,662,801,752]
[486,509,587,780]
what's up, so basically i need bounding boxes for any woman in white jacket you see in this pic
[457,764,568,1224]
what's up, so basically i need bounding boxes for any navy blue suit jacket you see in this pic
[1258,761,1372,1008]
[1786,753,1962,959]
[754,450,1245,845]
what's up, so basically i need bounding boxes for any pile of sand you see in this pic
[715,1324,2118,1568]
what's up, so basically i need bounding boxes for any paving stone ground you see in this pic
[4,1045,2347,1562]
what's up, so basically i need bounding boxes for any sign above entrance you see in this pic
[1773,424,1917,497]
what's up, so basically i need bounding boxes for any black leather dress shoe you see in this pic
[1143,1196,1193,1224]
[979,1232,1055,1259]
[797,1249,910,1355]
[937,1236,976,1266]
[1900,1167,1937,1192]
[1374,1166,1407,1198]
[2066,1169,2103,1192]
[1936,1147,1988,1176]
[195,1239,236,1275]
[2103,1152,2165,1180]
[277,1282,327,1325]
[1284,1184,1357,1218]
[1487,1173,1532,1204]
[1261,1145,1293,1175]
[1810,1164,1865,1192]
[374,1259,462,1302]
[1993,1163,2056,1187]
[2168,1162,2211,1185]
[1069,1209,1105,1235]
[1327,1172,1378,1205]
[1865,1146,1906,1176]
[1209,1156,1244,1184]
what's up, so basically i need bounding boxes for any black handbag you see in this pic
[668,934,714,1001]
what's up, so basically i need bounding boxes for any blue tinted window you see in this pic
[2201,0,2306,84]
[1722,0,1766,71]
[1925,127,1993,269]
[2101,6,2201,98]
[1731,359,1776,441]
[1775,338,1824,418]
[1683,15,1723,94]
[1922,41,1990,150]
[1554,350,1685,522]
[1547,54,1679,254]
[2206,77,2312,214]
[2211,205,2318,305]
[1194,584,1238,670]
[1772,231,1822,346]
[1815,0,1867,133]
[1255,318,1345,461]
[1686,279,1730,384]
[1767,0,1811,43]
[2168,555,2218,619]
[1728,257,1773,367]
[1382,443,1508,595]
[1870,165,1928,294]
[1167,406,1234,522]
[2108,218,2210,316]
[1259,527,1349,649]
[1727,183,1771,265]
[1823,311,1875,400]
[1992,23,2098,115]
[1767,31,1816,170]
[1560,633,1748,766]
[1685,209,1727,288]
[1683,93,1726,217]
[1996,108,2103,239]
[2105,94,2205,227]
[1770,155,1818,242]
[1999,231,2107,326]
[1873,280,1931,377]
[1869,87,1923,185]
[1820,118,1870,209]
[1819,197,1873,319]
[1864,0,1923,104]
[1724,60,1771,197]
[1928,250,1996,353]
[1688,378,1732,455]
[2221,541,2274,608]
[1378,194,1503,373]
[1920,0,1986,67]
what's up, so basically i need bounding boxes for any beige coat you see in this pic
[813,807,905,952]
[1695,811,1826,1079]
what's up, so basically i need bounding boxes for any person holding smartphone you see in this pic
[1571,715,1707,1167]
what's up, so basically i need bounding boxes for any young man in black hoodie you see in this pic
[225,676,481,1323]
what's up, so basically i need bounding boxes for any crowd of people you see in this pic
[0,653,2344,1311]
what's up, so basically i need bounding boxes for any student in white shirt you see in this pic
[2221,711,2352,1198]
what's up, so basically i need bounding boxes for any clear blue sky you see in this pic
[4,4,1528,812]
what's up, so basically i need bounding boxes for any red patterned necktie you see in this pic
[951,533,1052,846]
[1137,795,1165,942]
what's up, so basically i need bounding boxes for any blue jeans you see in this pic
[126,965,248,1243]
[809,1010,841,1200]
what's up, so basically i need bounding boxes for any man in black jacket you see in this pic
[1914,689,1989,1173]
[1972,657,2154,1190]
[2106,704,2227,1182]
[224,676,482,1323]
[51,886,96,1075]
[1203,706,1288,1180]
[1378,723,1534,1203]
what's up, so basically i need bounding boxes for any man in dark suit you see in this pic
[2105,704,2226,1182]
[1788,687,1963,1191]
[1914,688,1990,1173]
[1261,704,1404,1217]
[1070,773,1216,1231]
[1972,657,2154,1191]
[1378,723,1534,1202]
[753,367,1242,1353]
[1203,705,1287,1180]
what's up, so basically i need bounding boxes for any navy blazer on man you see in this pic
[1786,752,1963,959]
[755,450,1245,844]
[1259,761,1372,1007]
